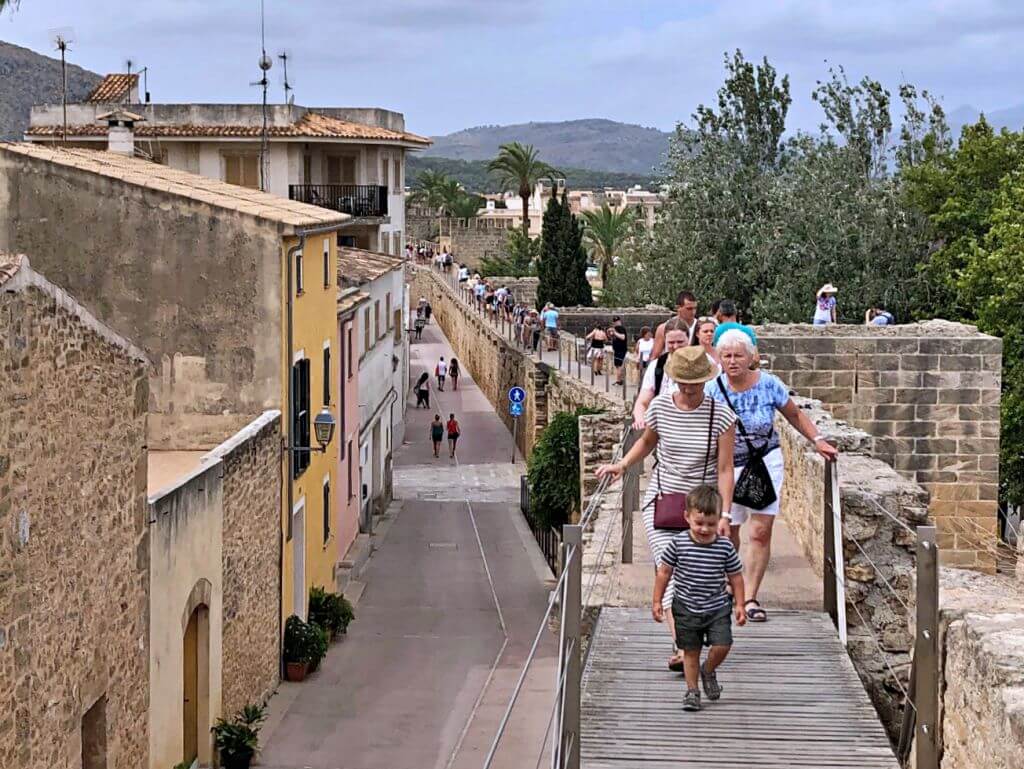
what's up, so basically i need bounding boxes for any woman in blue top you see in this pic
[706,325,838,622]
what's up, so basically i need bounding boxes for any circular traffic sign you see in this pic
[508,386,526,404]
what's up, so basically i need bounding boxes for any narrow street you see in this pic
[259,321,558,769]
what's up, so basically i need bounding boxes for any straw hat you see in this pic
[664,345,718,384]
[817,283,838,297]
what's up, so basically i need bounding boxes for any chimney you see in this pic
[96,109,145,156]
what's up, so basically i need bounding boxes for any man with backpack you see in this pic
[631,327,690,429]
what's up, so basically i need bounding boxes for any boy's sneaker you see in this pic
[700,662,722,700]
[683,689,701,712]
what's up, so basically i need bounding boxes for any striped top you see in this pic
[643,392,736,501]
[663,531,743,613]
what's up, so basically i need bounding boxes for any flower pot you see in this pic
[220,749,254,769]
[285,661,309,682]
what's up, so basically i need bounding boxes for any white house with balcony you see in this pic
[26,73,431,256]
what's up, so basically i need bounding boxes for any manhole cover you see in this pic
[428,542,457,550]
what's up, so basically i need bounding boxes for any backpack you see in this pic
[653,353,668,395]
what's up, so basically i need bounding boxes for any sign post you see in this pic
[508,387,525,464]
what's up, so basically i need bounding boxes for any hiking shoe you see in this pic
[683,689,701,712]
[700,663,722,700]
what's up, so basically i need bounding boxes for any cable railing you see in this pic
[823,460,939,769]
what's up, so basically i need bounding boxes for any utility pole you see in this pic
[56,35,68,145]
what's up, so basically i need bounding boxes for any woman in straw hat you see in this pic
[597,345,737,671]
[813,283,838,325]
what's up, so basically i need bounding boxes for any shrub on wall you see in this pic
[527,406,602,529]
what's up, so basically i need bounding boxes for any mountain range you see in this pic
[0,40,101,140]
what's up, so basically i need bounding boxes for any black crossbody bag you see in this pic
[716,376,778,510]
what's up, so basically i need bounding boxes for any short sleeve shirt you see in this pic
[640,356,678,396]
[644,393,736,496]
[813,296,837,323]
[662,531,743,613]
[542,309,559,328]
[705,373,789,467]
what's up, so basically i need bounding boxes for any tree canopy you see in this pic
[487,142,559,235]
[537,190,591,308]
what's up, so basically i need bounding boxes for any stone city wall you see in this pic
[209,412,282,716]
[0,260,150,769]
[0,147,286,428]
[438,218,511,271]
[480,276,540,308]
[552,308,669,340]
[760,322,1002,572]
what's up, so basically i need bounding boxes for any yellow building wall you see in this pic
[280,233,341,622]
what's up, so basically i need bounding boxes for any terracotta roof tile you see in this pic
[26,110,432,145]
[338,246,404,286]
[337,288,371,314]
[0,143,349,230]
[0,253,25,287]
[86,74,139,103]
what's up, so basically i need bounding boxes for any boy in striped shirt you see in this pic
[653,485,747,711]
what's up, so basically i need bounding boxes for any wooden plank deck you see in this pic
[581,608,899,769]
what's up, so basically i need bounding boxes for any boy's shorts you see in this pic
[673,603,733,650]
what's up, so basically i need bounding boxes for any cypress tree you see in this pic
[537,190,592,307]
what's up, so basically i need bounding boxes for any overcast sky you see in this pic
[3,0,1022,136]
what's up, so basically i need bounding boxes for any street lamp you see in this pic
[291,407,336,454]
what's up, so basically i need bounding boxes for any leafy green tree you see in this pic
[581,203,636,286]
[446,192,484,219]
[407,168,451,211]
[527,408,602,528]
[537,190,591,307]
[487,142,559,236]
[479,228,539,278]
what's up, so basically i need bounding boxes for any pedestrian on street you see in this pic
[447,413,461,458]
[414,372,431,408]
[813,284,838,325]
[449,358,461,391]
[596,345,737,672]
[610,316,629,385]
[424,302,433,324]
[436,356,448,391]
[707,325,838,623]
[430,414,445,458]
[414,315,426,340]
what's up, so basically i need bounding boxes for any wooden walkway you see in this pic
[581,608,899,769]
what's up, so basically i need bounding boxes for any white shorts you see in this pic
[729,447,784,525]
[588,348,605,361]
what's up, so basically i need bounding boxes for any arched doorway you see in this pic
[183,603,210,767]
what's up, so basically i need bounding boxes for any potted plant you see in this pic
[308,586,356,640]
[283,615,313,681]
[307,622,329,672]
[211,703,265,769]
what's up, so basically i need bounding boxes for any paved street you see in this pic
[259,321,558,769]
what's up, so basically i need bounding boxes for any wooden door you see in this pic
[183,608,199,764]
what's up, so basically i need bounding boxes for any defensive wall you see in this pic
[410,266,1024,764]
[437,217,514,270]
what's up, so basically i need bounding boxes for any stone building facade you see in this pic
[1,255,150,769]
[759,322,1002,570]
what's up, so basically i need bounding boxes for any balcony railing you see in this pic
[289,184,389,218]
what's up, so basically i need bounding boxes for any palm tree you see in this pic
[487,142,559,236]
[447,192,484,219]
[581,203,636,285]
[407,169,452,212]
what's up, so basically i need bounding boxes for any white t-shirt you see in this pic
[459,267,470,280]
[640,356,678,396]
[637,338,654,362]
[437,360,448,376]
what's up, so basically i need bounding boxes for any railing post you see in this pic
[823,459,838,622]
[558,336,563,370]
[621,423,639,564]
[576,341,581,380]
[915,526,939,769]
[560,524,582,769]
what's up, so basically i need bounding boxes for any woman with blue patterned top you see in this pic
[705,325,838,623]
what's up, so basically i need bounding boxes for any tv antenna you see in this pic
[49,27,75,144]
[278,51,293,105]
[251,0,272,191]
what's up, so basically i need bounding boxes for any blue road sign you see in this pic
[510,402,524,417]
[508,386,526,404]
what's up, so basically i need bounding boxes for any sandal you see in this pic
[745,599,768,622]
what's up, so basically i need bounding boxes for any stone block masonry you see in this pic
[1,257,150,769]
[760,321,1002,572]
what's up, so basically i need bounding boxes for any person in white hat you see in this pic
[813,283,838,325]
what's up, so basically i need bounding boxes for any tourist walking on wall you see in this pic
[585,325,607,374]
[430,414,445,458]
[813,284,838,325]
[707,325,838,623]
[446,413,461,458]
[650,290,699,359]
[541,303,560,351]
[636,326,654,376]
[414,372,431,409]
[631,327,690,429]
[436,356,448,391]
[693,317,720,367]
[596,346,737,671]
[610,316,629,385]
[865,305,895,325]
[449,358,461,391]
